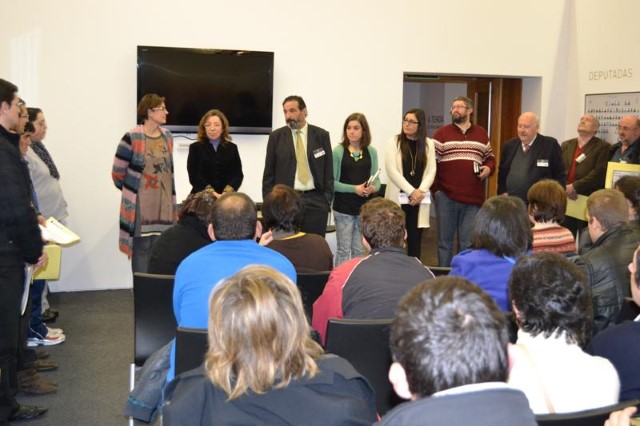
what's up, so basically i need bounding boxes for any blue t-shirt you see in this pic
[168,240,296,381]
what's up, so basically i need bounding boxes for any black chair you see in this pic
[174,327,208,376]
[297,271,331,321]
[426,266,451,276]
[324,318,400,415]
[535,399,640,426]
[133,273,177,366]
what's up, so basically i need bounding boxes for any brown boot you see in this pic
[17,369,58,395]
[34,359,59,372]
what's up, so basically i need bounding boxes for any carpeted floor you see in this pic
[19,290,133,425]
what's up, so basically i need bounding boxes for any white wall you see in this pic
[4,0,631,291]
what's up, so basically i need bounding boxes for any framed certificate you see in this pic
[605,161,640,189]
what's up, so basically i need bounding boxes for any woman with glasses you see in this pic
[25,106,68,343]
[384,108,436,259]
[112,93,176,273]
[187,109,243,197]
[332,112,380,266]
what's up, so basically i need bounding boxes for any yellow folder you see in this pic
[34,244,62,280]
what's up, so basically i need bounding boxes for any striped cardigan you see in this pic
[112,125,177,257]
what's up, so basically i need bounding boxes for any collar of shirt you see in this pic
[522,134,538,150]
[433,382,512,397]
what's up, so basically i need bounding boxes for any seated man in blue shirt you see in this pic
[169,192,296,380]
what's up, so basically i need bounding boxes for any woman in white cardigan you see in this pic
[384,108,436,259]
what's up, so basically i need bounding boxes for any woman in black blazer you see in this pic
[187,109,243,196]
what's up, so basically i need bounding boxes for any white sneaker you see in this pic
[46,327,64,338]
[27,334,66,347]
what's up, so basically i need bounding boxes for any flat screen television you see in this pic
[137,46,274,134]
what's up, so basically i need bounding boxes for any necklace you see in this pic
[349,146,362,161]
[408,145,417,176]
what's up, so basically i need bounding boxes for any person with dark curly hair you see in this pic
[508,251,619,414]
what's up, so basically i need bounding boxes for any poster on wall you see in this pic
[585,92,640,144]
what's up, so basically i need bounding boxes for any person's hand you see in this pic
[478,166,491,180]
[37,215,46,226]
[31,251,49,272]
[213,191,223,199]
[258,230,273,246]
[409,189,425,206]
[605,406,637,426]
[355,183,370,198]
[566,184,578,201]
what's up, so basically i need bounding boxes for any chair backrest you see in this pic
[133,272,177,366]
[297,271,331,320]
[175,327,208,376]
[426,266,451,276]
[324,318,401,415]
[535,399,640,426]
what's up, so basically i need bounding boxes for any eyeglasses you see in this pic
[19,114,28,119]
[151,106,168,112]
[403,119,419,125]
[618,125,638,131]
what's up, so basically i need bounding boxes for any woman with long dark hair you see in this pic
[332,112,380,266]
[384,108,436,259]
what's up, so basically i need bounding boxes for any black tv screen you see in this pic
[137,46,274,134]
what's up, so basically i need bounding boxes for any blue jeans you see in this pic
[28,279,48,339]
[435,191,479,267]
[334,211,363,266]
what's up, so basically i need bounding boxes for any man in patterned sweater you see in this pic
[433,97,495,267]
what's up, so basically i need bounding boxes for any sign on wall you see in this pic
[585,92,640,144]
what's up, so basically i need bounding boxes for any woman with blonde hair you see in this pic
[163,265,377,425]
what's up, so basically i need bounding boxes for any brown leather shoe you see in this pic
[18,369,58,395]
[9,405,48,421]
[36,350,50,359]
[34,359,59,372]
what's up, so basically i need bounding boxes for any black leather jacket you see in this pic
[580,224,640,334]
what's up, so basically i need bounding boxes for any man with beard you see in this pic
[610,115,640,164]
[498,112,566,203]
[433,96,495,267]
[262,96,333,237]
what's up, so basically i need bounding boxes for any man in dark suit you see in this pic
[561,114,610,235]
[262,95,333,237]
[498,112,566,202]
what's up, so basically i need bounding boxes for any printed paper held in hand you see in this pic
[39,217,80,246]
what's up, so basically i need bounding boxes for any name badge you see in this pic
[576,153,586,163]
[537,159,549,167]
[313,148,326,158]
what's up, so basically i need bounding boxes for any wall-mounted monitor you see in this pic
[137,46,274,134]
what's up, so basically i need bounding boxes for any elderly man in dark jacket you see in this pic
[580,188,640,334]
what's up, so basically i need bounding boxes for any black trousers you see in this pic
[0,260,23,422]
[299,191,330,238]
[402,204,422,259]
